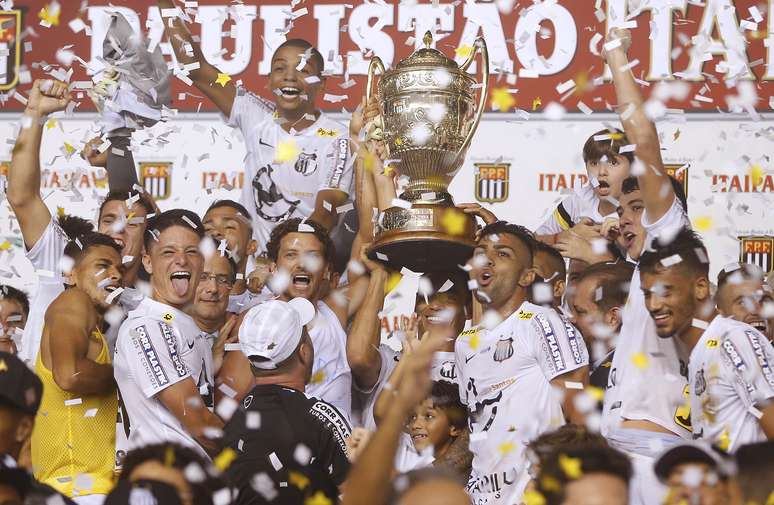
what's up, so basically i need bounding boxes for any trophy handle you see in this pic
[456,37,489,161]
[366,57,385,103]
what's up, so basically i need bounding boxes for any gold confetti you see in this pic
[0,241,10,251]
[673,129,681,141]
[213,447,238,471]
[750,164,764,187]
[717,429,730,451]
[540,475,561,492]
[63,142,76,155]
[310,369,325,385]
[38,2,60,26]
[441,208,467,236]
[164,445,175,466]
[454,45,474,59]
[765,490,774,505]
[56,206,65,217]
[289,470,310,490]
[45,118,57,129]
[305,491,332,505]
[532,97,542,110]
[608,132,624,140]
[384,272,402,294]
[586,386,604,402]
[490,87,516,112]
[274,140,300,163]
[693,216,713,232]
[631,352,649,369]
[559,453,583,479]
[522,490,546,505]
[468,331,480,351]
[497,441,516,454]
[215,72,231,87]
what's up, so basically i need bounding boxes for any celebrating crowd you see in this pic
[0,4,772,505]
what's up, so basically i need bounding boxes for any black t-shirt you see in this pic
[221,384,352,505]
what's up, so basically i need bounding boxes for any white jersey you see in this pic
[358,345,458,431]
[114,296,214,459]
[19,219,68,366]
[536,184,611,234]
[305,301,353,422]
[456,302,588,505]
[602,197,693,439]
[227,289,273,314]
[227,87,353,252]
[689,316,774,452]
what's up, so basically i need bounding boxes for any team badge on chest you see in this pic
[493,337,514,362]
[294,151,318,175]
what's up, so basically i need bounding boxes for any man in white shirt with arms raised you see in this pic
[115,209,222,459]
[457,221,589,505]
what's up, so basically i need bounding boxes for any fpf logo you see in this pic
[663,163,689,198]
[0,11,20,91]
[139,162,173,200]
[474,163,509,203]
[739,236,774,274]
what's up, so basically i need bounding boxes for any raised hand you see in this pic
[27,79,70,116]
[458,202,498,226]
[80,137,108,168]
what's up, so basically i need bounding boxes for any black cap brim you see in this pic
[654,445,721,482]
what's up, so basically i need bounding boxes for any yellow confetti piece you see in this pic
[274,140,300,163]
[522,490,546,505]
[305,491,332,505]
[559,453,583,479]
[38,2,60,26]
[497,441,516,454]
[289,470,310,490]
[63,142,75,155]
[45,118,57,130]
[310,369,325,385]
[531,97,542,110]
[490,87,516,112]
[765,490,774,505]
[540,475,561,492]
[0,241,11,251]
[441,208,467,236]
[56,206,65,217]
[693,216,713,232]
[586,386,604,402]
[384,272,402,294]
[573,71,589,94]
[213,447,238,471]
[631,352,649,369]
[164,445,175,466]
[468,332,480,351]
[454,45,474,59]
[673,129,681,141]
[717,429,730,451]
[750,164,764,186]
[215,72,231,87]
[608,132,624,140]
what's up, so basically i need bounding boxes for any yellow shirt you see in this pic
[31,328,118,497]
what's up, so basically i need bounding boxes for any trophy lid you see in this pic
[394,31,460,71]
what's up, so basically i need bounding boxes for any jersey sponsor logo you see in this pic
[328,137,349,189]
[134,325,169,387]
[158,322,188,378]
[535,313,566,373]
[0,11,21,91]
[739,236,774,274]
[674,384,692,432]
[316,127,340,138]
[251,164,301,222]
[706,339,719,348]
[294,151,318,176]
[474,163,510,203]
[466,468,519,496]
[745,330,774,387]
[493,337,514,362]
[162,312,174,322]
[310,401,351,454]
[663,163,689,198]
[517,310,534,320]
[562,319,584,365]
[721,338,746,371]
[139,162,173,200]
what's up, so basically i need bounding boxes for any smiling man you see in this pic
[457,221,589,505]
[160,1,352,254]
[31,232,124,503]
[114,210,223,460]
[716,263,773,341]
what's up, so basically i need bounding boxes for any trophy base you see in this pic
[367,204,476,272]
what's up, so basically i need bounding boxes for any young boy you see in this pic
[536,129,633,242]
[159,1,352,253]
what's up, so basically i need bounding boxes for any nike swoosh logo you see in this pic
[186,340,195,350]
[464,353,478,364]
[259,138,273,148]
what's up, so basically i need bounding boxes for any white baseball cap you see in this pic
[238,298,316,369]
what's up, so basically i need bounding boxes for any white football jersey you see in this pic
[602,198,693,438]
[536,184,610,234]
[455,302,588,505]
[305,301,353,422]
[689,316,774,452]
[114,296,214,460]
[227,87,353,252]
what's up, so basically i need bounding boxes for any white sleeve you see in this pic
[530,310,589,381]
[25,219,68,276]
[121,318,190,398]
[227,86,275,134]
[321,135,352,194]
[721,329,774,409]
[642,197,690,250]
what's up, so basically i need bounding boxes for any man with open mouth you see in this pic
[716,263,774,341]
[114,210,223,461]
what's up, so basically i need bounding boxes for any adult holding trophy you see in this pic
[365,32,490,273]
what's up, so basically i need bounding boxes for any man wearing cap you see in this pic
[654,442,734,505]
[0,351,76,504]
[220,298,351,505]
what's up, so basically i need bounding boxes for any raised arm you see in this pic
[44,290,115,396]
[8,80,70,248]
[604,27,674,221]
[157,0,236,116]
[157,377,224,456]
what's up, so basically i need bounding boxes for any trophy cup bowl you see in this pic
[366,31,490,272]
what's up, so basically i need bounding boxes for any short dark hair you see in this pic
[57,214,94,241]
[63,232,122,265]
[620,175,688,212]
[527,424,610,466]
[273,39,325,76]
[478,221,536,264]
[0,285,29,318]
[201,237,238,281]
[537,445,632,505]
[533,242,566,280]
[266,218,335,267]
[205,200,253,231]
[99,189,155,220]
[735,441,774,505]
[416,271,471,309]
[583,128,634,164]
[144,209,205,252]
[429,381,467,429]
[639,228,709,279]
[575,261,635,312]
[717,262,765,292]
[120,443,228,505]
[387,467,465,505]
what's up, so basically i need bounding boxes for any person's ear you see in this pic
[142,253,153,275]
[449,424,462,438]
[247,239,258,258]
[269,261,278,275]
[518,268,536,288]
[553,279,566,300]
[695,275,711,302]
[15,415,33,444]
[604,306,622,332]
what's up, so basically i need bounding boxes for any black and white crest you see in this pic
[694,369,706,396]
[493,337,514,362]
[294,151,318,175]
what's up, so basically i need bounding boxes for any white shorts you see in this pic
[73,494,107,505]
